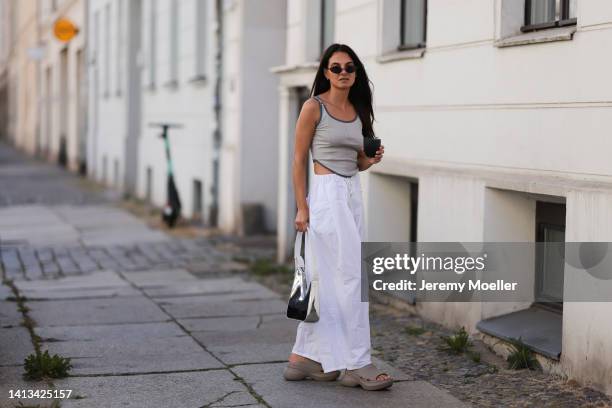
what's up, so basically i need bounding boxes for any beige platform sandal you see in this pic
[340,363,394,391]
[283,359,341,381]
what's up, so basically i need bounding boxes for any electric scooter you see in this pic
[149,123,183,228]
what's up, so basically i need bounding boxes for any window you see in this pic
[399,0,427,50]
[522,0,576,32]
[320,0,335,55]
[116,0,123,96]
[104,4,110,97]
[193,0,207,81]
[148,0,157,88]
[167,0,179,86]
[94,10,100,62]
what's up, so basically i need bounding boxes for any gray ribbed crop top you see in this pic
[309,95,362,177]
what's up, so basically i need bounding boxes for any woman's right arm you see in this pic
[293,98,320,232]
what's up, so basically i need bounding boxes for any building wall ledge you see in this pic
[376,47,426,63]
[270,61,319,75]
[371,156,612,197]
[495,26,576,48]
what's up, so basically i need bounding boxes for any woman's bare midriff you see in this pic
[313,161,334,175]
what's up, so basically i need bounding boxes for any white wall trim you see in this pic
[495,25,576,48]
[371,156,612,197]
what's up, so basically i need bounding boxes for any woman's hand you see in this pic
[295,207,309,232]
[371,145,384,164]
[357,145,384,171]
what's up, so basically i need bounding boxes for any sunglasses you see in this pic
[327,64,356,74]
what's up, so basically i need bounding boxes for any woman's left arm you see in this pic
[358,145,384,171]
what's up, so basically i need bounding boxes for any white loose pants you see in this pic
[291,172,372,373]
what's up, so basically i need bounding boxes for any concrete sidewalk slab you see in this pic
[121,269,199,287]
[0,301,22,327]
[0,366,56,407]
[160,298,287,319]
[15,270,127,290]
[142,277,278,297]
[52,205,148,229]
[0,284,14,300]
[1,225,81,246]
[192,317,298,348]
[81,229,169,246]
[233,362,468,408]
[0,205,81,245]
[178,315,264,332]
[191,313,298,365]
[35,321,186,342]
[18,286,142,300]
[209,342,294,365]
[41,335,223,375]
[0,327,34,366]
[178,313,289,333]
[27,297,169,326]
[15,270,141,300]
[53,369,259,408]
[155,290,281,307]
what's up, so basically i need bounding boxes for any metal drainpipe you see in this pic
[211,0,223,227]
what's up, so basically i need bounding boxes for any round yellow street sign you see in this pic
[53,18,79,42]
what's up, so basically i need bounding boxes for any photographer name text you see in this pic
[372,279,518,292]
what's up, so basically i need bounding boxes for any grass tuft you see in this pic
[506,337,541,370]
[405,325,426,336]
[15,401,61,408]
[440,327,472,354]
[251,258,292,277]
[468,351,481,363]
[23,350,72,380]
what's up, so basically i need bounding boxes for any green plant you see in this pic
[251,259,281,276]
[15,400,61,408]
[440,326,472,354]
[506,337,541,370]
[251,258,292,277]
[23,350,72,380]
[468,351,481,363]
[405,325,426,336]
[232,255,251,264]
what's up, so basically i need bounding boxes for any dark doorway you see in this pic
[535,201,566,310]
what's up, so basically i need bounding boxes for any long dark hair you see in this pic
[310,44,375,138]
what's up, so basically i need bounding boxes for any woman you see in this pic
[283,44,393,391]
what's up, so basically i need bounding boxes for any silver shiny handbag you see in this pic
[286,229,319,322]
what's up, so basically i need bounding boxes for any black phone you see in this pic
[363,137,381,158]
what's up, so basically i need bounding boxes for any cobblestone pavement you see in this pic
[0,238,242,282]
[0,141,466,408]
[368,304,612,408]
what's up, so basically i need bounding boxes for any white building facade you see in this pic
[218,0,286,235]
[135,0,218,221]
[87,0,218,222]
[39,0,88,172]
[87,0,142,191]
[87,0,287,231]
[275,0,612,395]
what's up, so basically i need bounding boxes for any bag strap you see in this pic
[294,229,318,283]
